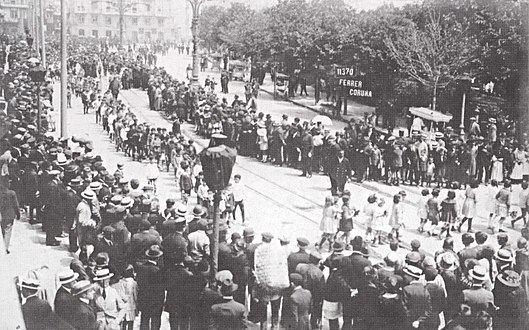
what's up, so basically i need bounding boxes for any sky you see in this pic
[214,0,420,11]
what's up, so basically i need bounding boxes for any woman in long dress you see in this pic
[490,154,504,183]
[459,179,478,233]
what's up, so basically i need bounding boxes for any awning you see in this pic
[409,107,453,123]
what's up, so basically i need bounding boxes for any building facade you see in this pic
[0,0,30,35]
[45,0,185,44]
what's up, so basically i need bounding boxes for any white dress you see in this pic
[510,150,527,180]
[320,206,336,234]
[417,195,429,219]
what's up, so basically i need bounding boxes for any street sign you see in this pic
[335,66,358,77]
[335,66,373,97]
[337,77,373,98]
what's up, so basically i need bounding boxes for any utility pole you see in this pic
[61,0,67,137]
[39,0,46,67]
[33,1,39,55]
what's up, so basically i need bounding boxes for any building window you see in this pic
[79,29,85,36]
[144,17,150,24]
[92,30,98,38]
[146,4,151,12]
[138,28,144,34]
[106,17,111,25]
[10,9,18,19]
[92,15,97,23]
[132,17,138,25]
[91,2,97,11]
[158,18,163,25]
[106,30,112,37]
[131,7,137,13]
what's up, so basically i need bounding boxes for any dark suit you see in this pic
[287,250,314,275]
[41,179,66,243]
[209,298,248,330]
[339,251,372,326]
[164,264,195,329]
[329,157,352,195]
[135,260,165,329]
[65,189,81,251]
[161,232,188,264]
[69,298,99,330]
[54,286,78,325]
[22,296,75,330]
[129,230,162,262]
[461,286,494,314]
[280,287,312,330]
[402,282,433,329]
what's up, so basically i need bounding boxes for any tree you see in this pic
[198,5,228,52]
[385,10,479,111]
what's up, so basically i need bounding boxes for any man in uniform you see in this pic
[329,149,352,196]
[41,169,66,246]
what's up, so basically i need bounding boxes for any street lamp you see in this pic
[188,0,209,91]
[28,64,47,133]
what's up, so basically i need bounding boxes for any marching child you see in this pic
[417,189,430,233]
[388,194,403,241]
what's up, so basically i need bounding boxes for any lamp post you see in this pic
[188,0,208,91]
[61,0,67,137]
[29,64,47,133]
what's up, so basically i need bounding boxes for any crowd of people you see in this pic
[2,30,529,330]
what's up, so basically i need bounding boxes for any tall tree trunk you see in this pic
[432,77,438,111]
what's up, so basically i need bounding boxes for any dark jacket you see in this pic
[22,296,75,330]
[54,286,78,324]
[209,298,247,330]
[164,264,195,315]
[0,186,20,220]
[135,260,165,314]
[280,287,312,330]
[401,282,433,329]
[69,298,99,330]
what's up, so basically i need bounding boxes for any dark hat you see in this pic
[497,270,521,287]
[166,198,176,205]
[231,232,242,242]
[145,245,163,258]
[243,227,255,237]
[220,283,238,296]
[406,251,422,265]
[102,226,116,235]
[332,240,345,252]
[410,239,421,249]
[462,233,475,245]
[289,273,304,286]
[297,237,310,248]
[192,205,206,217]
[261,232,274,241]
[197,219,208,231]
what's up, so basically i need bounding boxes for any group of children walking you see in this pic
[317,178,528,250]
